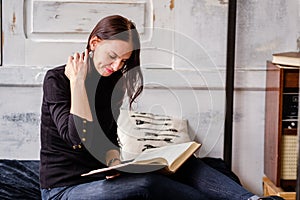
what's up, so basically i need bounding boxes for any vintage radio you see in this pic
[281,93,298,183]
[264,61,299,191]
[282,93,298,120]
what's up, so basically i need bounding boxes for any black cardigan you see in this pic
[40,64,124,189]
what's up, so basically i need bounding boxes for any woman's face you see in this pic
[90,37,133,77]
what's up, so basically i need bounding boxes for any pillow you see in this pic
[117,109,191,160]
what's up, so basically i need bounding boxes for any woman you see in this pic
[40,15,283,200]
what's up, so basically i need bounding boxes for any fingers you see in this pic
[65,55,74,79]
[65,50,88,81]
[73,53,80,71]
[68,55,74,64]
[79,52,84,62]
[106,172,121,180]
[72,52,86,71]
[71,50,88,63]
[84,49,89,63]
[73,52,80,62]
[79,49,89,64]
[74,51,88,64]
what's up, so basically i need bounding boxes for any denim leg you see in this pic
[172,156,255,200]
[41,173,208,200]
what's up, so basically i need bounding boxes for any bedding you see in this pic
[0,158,240,200]
[0,159,40,200]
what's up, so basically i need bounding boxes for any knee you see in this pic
[134,174,202,200]
[134,173,163,189]
[131,174,168,198]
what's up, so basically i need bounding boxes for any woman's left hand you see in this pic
[106,158,121,179]
[65,49,89,83]
[106,172,121,180]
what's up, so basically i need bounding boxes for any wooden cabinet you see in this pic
[264,61,299,191]
[263,176,296,200]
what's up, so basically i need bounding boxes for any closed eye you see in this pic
[108,53,117,60]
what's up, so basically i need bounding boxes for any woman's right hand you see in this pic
[65,49,89,83]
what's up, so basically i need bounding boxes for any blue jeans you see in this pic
[41,157,254,200]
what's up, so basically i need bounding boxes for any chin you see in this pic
[97,69,110,77]
[100,71,113,77]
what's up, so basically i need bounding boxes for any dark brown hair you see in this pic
[87,15,143,109]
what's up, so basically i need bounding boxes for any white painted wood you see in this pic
[4,0,153,66]
[0,87,42,160]
[31,0,146,34]
[3,0,176,68]
[140,0,175,69]
[173,0,228,70]
[2,0,26,66]
[0,66,269,91]
[232,91,266,195]
[0,2,2,66]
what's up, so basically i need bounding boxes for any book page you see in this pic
[134,141,196,166]
[81,141,200,176]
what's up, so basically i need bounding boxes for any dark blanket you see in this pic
[0,158,240,200]
[0,160,40,200]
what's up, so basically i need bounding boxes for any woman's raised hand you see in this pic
[66,49,93,121]
[65,49,89,82]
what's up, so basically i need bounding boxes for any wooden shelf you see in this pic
[264,61,298,189]
[263,176,296,200]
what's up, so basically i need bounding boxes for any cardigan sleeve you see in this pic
[43,68,93,149]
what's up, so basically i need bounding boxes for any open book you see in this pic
[82,141,201,176]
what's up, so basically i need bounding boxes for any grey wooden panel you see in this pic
[31,0,146,34]
[0,0,2,66]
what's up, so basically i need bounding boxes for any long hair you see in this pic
[86,15,143,109]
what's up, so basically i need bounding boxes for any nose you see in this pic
[111,59,123,72]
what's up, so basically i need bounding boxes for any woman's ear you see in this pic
[89,36,102,51]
